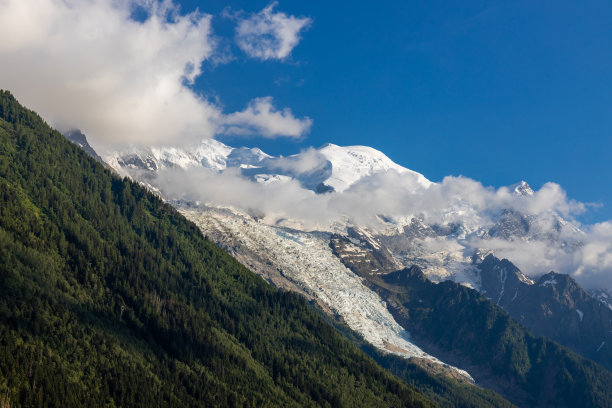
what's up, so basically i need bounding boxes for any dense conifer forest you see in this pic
[0,90,520,408]
[0,90,440,407]
[2,89,609,408]
[8,90,589,408]
[372,266,612,407]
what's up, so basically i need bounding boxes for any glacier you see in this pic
[103,136,607,382]
[181,205,473,381]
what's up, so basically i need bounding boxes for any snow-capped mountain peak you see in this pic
[105,139,432,194]
[317,143,432,192]
[192,138,235,170]
[512,180,534,197]
[105,138,233,172]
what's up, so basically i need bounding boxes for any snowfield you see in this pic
[317,143,432,192]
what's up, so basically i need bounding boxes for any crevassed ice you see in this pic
[182,208,473,381]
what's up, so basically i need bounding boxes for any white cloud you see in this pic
[234,2,312,60]
[143,157,612,289]
[219,97,312,139]
[0,0,313,147]
[265,147,327,174]
[572,222,612,289]
[155,166,328,225]
[0,0,219,146]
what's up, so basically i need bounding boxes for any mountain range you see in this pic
[1,90,448,407]
[100,133,612,406]
[3,90,610,406]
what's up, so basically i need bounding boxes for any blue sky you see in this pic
[1,0,611,284]
[0,0,609,222]
[184,0,612,222]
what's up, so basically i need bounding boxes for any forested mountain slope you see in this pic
[0,90,437,407]
[368,266,612,407]
[477,254,612,372]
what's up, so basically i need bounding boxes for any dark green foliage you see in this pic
[365,348,516,408]
[0,90,435,407]
[373,267,612,408]
[323,315,516,408]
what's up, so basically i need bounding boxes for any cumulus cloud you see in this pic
[265,147,328,174]
[0,0,312,147]
[0,0,219,146]
[571,222,612,289]
[234,2,312,60]
[340,177,611,290]
[470,225,612,291]
[141,157,612,290]
[219,97,312,139]
[155,167,329,224]
[149,165,585,233]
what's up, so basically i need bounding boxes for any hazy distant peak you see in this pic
[512,180,534,197]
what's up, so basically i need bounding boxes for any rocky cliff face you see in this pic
[63,129,104,163]
[349,264,612,408]
[478,254,612,371]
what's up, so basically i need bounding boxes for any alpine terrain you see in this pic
[103,130,612,406]
[0,90,443,407]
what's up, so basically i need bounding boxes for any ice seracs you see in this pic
[105,138,589,290]
[105,138,591,290]
[103,136,610,382]
[181,205,473,381]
